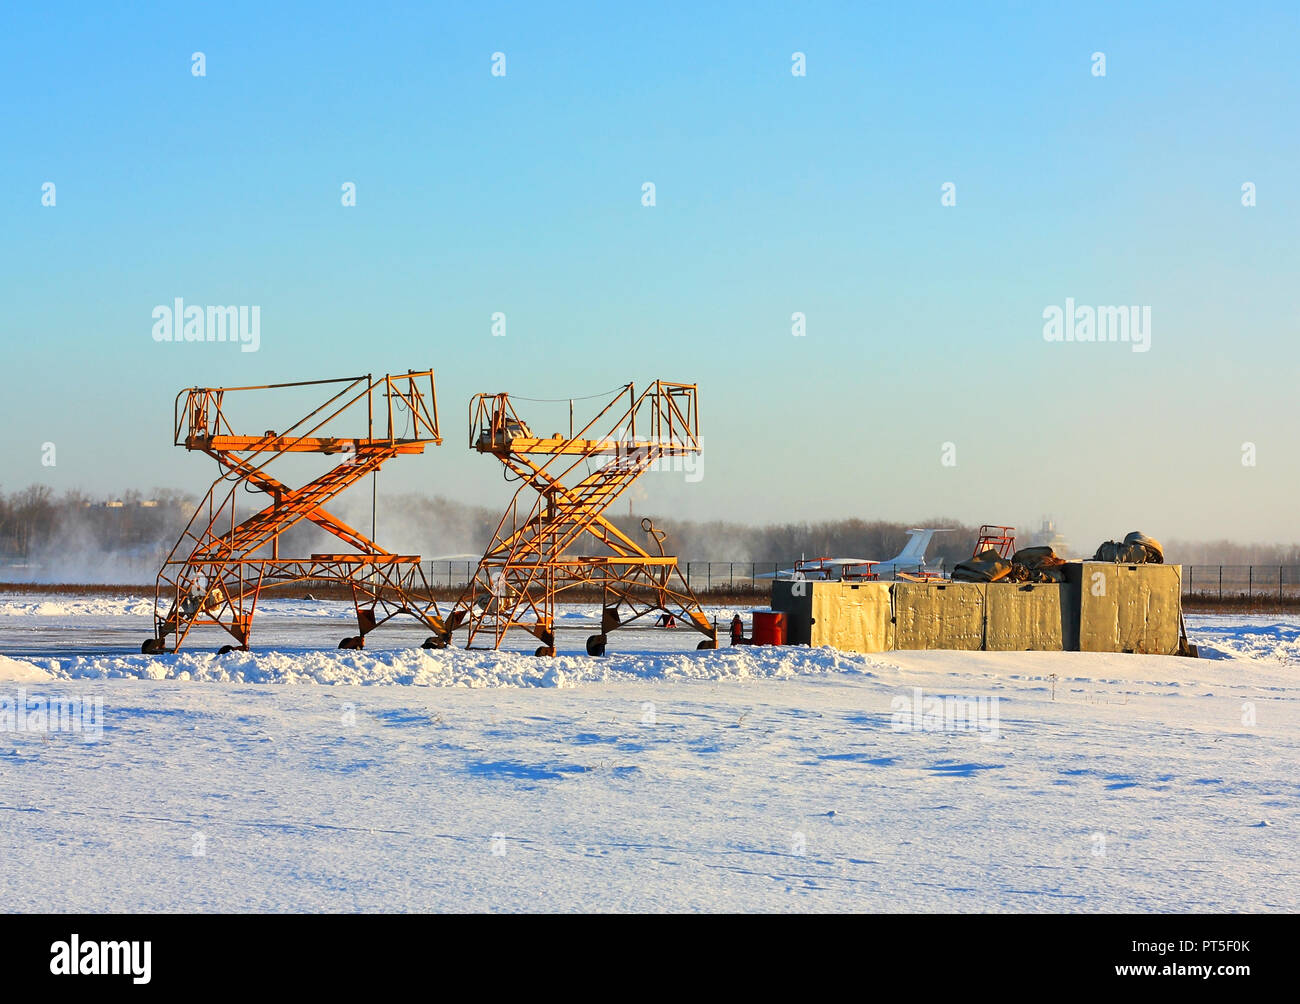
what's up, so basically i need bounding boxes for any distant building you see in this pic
[1030,517,1072,558]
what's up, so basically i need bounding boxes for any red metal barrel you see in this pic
[750,609,787,646]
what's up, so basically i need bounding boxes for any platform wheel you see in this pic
[585,634,607,657]
[338,636,365,650]
[534,645,556,657]
[218,644,249,654]
[141,637,166,655]
[422,635,448,650]
[697,639,718,650]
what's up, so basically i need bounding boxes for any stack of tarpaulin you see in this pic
[952,545,1066,583]
[950,531,1162,584]
[1092,531,1164,564]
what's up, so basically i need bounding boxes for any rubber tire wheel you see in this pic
[339,636,364,650]
[534,645,555,657]
[421,636,447,650]
[697,639,717,650]
[586,634,607,657]
[141,638,165,655]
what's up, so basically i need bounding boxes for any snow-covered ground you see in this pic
[0,596,1295,912]
[0,594,360,621]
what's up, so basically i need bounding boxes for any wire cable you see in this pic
[508,383,627,403]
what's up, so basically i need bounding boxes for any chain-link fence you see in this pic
[416,560,925,592]
[416,561,1300,599]
[1183,565,1300,600]
[413,561,787,592]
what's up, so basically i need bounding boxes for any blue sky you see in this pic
[3,1,1297,546]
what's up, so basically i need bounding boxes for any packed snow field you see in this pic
[0,594,1295,912]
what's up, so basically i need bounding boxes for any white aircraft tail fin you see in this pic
[887,528,952,567]
[896,529,935,563]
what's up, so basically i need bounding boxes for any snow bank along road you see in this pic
[0,600,1295,912]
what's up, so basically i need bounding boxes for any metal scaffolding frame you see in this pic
[143,371,448,653]
[433,381,717,655]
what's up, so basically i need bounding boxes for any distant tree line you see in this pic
[0,486,193,578]
[2,484,1298,583]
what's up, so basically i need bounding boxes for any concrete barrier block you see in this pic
[1069,562,1182,654]
[770,580,813,645]
[893,581,985,650]
[809,581,893,652]
[984,581,1075,651]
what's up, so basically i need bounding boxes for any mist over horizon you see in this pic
[3,483,1298,585]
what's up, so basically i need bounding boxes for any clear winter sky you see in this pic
[2,2,1297,547]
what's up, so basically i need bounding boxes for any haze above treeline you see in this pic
[1,485,1297,584]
